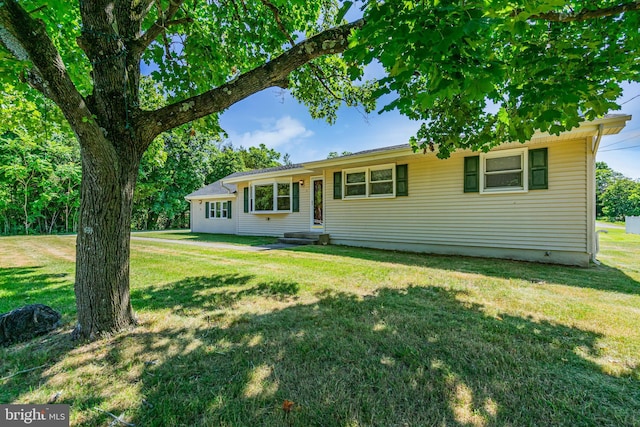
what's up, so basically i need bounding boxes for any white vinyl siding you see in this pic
[190,199,237,234]
[325,139,589,264]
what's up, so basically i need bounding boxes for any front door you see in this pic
[311,176,324,230]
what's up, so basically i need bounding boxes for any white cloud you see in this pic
[228,116,314,149]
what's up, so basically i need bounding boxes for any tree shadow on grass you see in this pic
[0,267,75,315]
[286,245,640,296]
[131,274,300,315]
[4,282,638,425]
[106,286,638,426]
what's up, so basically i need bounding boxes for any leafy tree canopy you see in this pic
[601,178,640,221]
[595,162,640,221]
[346,0,640,157]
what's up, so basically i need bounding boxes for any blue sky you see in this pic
[218,82,640,180]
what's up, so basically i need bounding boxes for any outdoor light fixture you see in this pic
[298,179,304,186]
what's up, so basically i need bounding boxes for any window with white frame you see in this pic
[369,166,394,195]
[344,169,366,197]
[343,164,395,199]
[207,201,229,219]
[480,148,527,193]
[251,180,291,212]
[277,183,290,210]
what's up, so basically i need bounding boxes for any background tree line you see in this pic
[597,162,640,221]
[0,84,285,235]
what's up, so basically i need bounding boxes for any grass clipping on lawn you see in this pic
[0,230,639,426]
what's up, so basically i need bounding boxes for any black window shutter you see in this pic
[243,187,249,213]
[464,156,480,193]
[292,182,300,212]
[529,148,548,190]
[333,171,342,199]
[205,201,210,218]
[227,201,232,219]
[396,164,408,196]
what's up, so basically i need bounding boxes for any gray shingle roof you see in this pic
[224,163,304,179]
[185,179,237,198]
[329,144,411,159]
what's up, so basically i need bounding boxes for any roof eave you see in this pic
[303,145,416,169]
[185,193,237,201]
[222,167,312,183]
[530,114,632,141]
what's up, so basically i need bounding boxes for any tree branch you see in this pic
[131,0,157,22]
[0,0,106,152]
[526,1,640,22]
[259,0,295,46]
[134,0,187,54]
[141,18,364,143]
[166,17,194,26]
[309,62,344,102]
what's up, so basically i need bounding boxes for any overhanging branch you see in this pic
[141,18,364,143]
[525,1,640,22]
[0,0,105,152]
[260,0,295,46]
[134,0,187,54]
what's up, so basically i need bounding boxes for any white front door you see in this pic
[310,176,324,231]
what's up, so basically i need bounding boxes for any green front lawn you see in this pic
[1,230,639,426]
[132,230,278,246]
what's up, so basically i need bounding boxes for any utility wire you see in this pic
[600,132,640,148]
[620,93,640,106]
[600,143,640,152]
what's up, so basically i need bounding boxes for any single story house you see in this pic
[185,115,631,266]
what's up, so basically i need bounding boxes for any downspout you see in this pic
[590,124,604,264]
[220,181,234,194]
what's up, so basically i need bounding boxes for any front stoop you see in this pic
[278,232,330,246]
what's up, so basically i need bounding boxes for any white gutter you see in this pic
[303,145,415,169]
[185,193,237,201]
[222,167,312,183]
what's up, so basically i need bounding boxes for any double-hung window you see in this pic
[206,201,230,219]
[343,164,395,199]
[344,169,366,197]
[369,166,394,196]
[463,147,548,194]
[251,180,291,213]
[277,183,291,210]
[481,148,527,193]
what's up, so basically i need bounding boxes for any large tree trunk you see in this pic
[73,141,141,339]
[1,0,364,339]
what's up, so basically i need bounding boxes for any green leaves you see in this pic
[289,55,376,125]
[336,1,353,23]
[0,85,81,234]
[346,0,640,156]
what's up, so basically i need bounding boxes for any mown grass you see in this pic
[133,230,278,246]
[1,230,639,426]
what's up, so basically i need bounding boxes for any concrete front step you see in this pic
[278,237,321,245]
[279,232,330,246]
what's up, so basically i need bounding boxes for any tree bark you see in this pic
[72,138,141,339]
